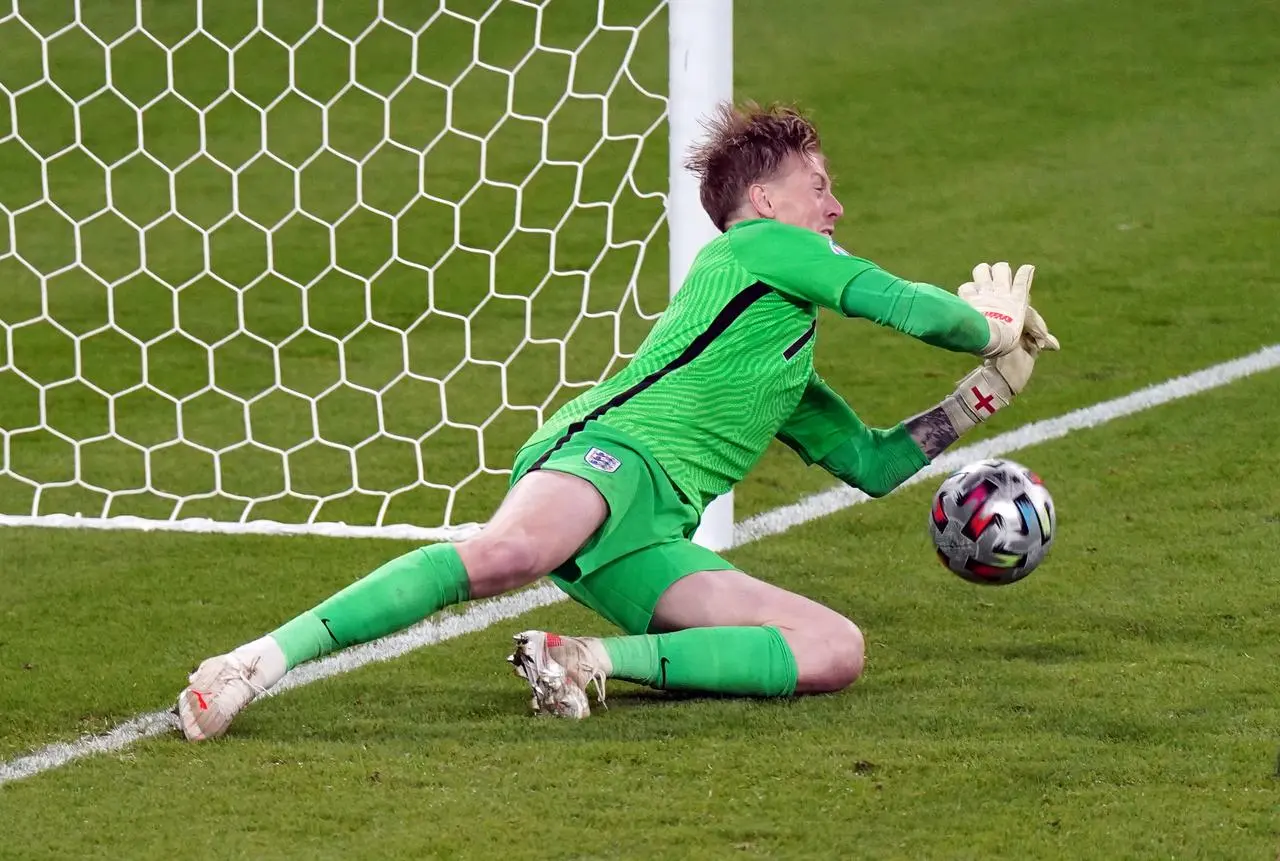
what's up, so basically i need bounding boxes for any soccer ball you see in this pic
[928,458,1055,586]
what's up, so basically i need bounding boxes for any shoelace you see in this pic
[221,655,271,699]
[583,666,607,710]
[561,642,607,710]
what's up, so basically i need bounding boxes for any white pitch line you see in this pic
[0,511,479,543]
[734,343,1280,545]
[2,343,1277,787]
[0,584,566,786]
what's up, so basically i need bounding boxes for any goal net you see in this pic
[0,0,732,543]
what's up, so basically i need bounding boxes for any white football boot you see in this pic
[176,652,272,741]
[507,630,609,719]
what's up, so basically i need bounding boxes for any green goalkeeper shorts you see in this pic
[509,420,736,635]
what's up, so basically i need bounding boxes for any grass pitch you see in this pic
[2,0,1280,858]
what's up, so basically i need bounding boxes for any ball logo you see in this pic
[584,447,621,473]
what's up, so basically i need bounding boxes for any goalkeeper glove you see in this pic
[941,306,1058,435]
[958,262,1036,358]
[1022,303,1060,352]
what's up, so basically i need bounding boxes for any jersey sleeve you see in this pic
[774,371,862,466]
[728,220,990,354]
[839,267,990,353]
[776,372,929,498]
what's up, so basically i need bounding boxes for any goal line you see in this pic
[3,343,1276,542]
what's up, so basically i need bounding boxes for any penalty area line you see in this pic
[1,343,1277,787]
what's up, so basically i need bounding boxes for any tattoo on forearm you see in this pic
[906,405,960,459]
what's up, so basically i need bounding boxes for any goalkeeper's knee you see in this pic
[791,617,865,693]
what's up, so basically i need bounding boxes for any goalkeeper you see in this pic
[177,102,1058,736]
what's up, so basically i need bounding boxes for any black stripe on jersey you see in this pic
[783,320,816,360]
[530,281,773,470]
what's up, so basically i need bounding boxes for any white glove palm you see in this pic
[958,262,1035,358]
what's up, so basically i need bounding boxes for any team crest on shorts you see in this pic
[584,447,621,473]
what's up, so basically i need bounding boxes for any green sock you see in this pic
[601,626,798,697]
[269,543,471,670]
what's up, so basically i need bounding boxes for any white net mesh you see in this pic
[0,0,674,537]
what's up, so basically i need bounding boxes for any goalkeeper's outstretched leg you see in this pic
[176,468,609,741]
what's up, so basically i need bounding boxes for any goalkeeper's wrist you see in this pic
[940,393,979,438]
[944,365,1015,432]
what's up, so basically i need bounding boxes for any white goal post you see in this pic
[669,0,732,550]
[0,0,734,548]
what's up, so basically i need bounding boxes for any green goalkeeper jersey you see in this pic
[522,218,989,512]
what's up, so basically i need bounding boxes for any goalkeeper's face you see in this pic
[750,152,843,237]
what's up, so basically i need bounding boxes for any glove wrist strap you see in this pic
[948,366,1015,430]
[940,394,978,437]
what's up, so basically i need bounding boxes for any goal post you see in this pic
[0,0,735,548]
[669,0,733,551]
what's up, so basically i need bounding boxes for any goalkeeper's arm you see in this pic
[836,261,1038,359]
[777,310,1058,495]
[776,373,929,499]
[835,268,993,355]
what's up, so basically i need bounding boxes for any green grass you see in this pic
[2,0,1280,858]
[2,366,1278,860]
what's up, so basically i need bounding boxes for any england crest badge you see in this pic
[584,447,621,473]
